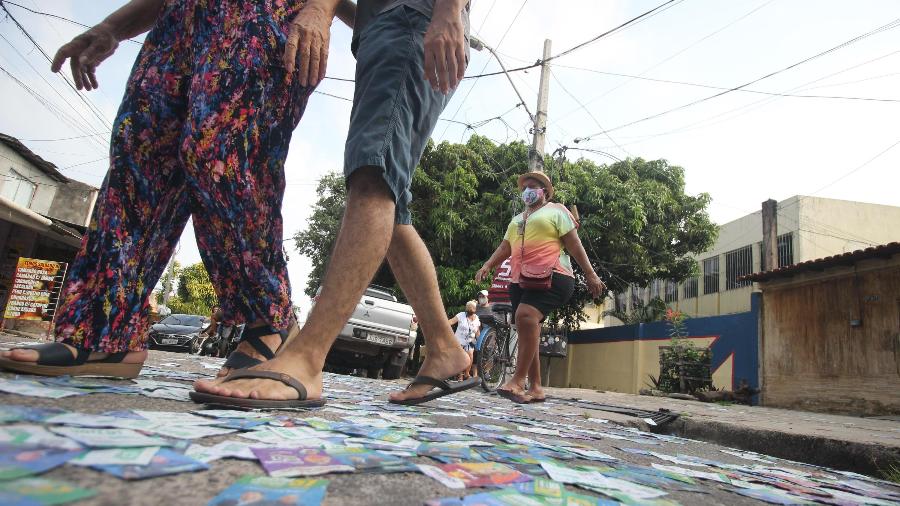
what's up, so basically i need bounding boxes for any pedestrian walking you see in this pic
[191,0,478,408]
[0,0,354,379]
[471,289,492,378]
[448,300,480,379]
[475,171,605,403]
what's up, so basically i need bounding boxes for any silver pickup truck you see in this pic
[312,285,417,379]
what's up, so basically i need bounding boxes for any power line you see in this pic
[0,32,109,154]
[313,90,352,102]
[17,133,107,142]
[0,62,110,144]
[0,0,143,45]
[547,0,682,62]
[61,156,108,170]
[549,68,630,157]
[576,50,900,149]
[553,64,900,104]
[1,3,114,132]
[808,136,900,196]
[553,0,776,129]
[576,17,900,142]
[437,0,529,139]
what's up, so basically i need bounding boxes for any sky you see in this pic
[1,0,898,317]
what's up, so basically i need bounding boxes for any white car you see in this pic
[312,285,417,379]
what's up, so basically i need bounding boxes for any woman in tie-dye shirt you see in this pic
[475,171,605,403]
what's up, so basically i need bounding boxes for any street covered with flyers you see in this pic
[1,336,898,506]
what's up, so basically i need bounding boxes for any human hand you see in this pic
[283,4,332,86]
[423,5,466,93]
[51,23,120,91]
[585,272,605,299]
[474,265,492,283]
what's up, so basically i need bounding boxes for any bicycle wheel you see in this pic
[478,328,504,392]
[506,328,519,377]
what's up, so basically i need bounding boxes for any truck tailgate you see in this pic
[348,296,413,336]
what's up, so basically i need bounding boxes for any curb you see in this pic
[659,416,900,477]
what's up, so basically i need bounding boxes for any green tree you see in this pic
[292,135,717,328]
[602,297,668,325]
[168,262,218,316]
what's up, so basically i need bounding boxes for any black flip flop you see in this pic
[496,387,531,404]
[389,375,481,406]
[219,320,297,373]
[189,369,325,409]
[0,342,140,379]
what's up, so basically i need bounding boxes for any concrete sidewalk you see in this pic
[545,386,900,477]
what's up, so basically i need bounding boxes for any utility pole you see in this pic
[529,39,552,172]
[761,199,778,271]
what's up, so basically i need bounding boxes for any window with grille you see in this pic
[778,233,794,267]
[682,277,698,299]
[725,245,753,290]
[615,292,627,312]
[650,279,663,300]
[664,280,679,303]
[1,169,36,208]
[702,256,719,294]
[631,285,647,307]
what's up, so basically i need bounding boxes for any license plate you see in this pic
[161,338,178,345]
[365,334,394,346]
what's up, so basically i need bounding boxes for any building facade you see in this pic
[585,196,900,326]
[746,242,900,416]
[0,133,99,332]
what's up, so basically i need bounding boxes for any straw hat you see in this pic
[517,171,554,199]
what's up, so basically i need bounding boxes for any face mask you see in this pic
[522,188,544,206]
[478,297,487,304]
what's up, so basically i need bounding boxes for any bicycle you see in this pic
[477,303,519,392]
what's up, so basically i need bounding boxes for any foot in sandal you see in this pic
[0,343,146,379]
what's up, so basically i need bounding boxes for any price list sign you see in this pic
[3,257,68,323]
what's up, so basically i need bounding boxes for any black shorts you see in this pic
[509,273,576,323]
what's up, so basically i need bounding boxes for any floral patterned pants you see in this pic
[54,0,311,352]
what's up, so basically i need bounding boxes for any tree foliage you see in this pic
[292,135,717,329]
[167,262,218,316]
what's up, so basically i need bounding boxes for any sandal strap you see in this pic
[89,351,128,363]
[407,375,451,392]
[223,351,263,370]
[222,369,309,400]
[239,323,291,360]
[12,343,90,366]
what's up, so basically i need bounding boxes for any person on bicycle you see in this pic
[448,300,480,380]
[475,171,604,403]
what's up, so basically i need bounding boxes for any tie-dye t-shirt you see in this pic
[503,203,579,283]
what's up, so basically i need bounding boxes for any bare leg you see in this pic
[498,303,542,397]
[525,351,545,400]
[194,167,396,400]
[386,225,470,402]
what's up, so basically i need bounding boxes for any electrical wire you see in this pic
[549,68,630,157]
[547,0,681,62]
[1,3,114,132]
[576,17,900,142]
[437,0,529,139]
[0,0,143,45]
[551,0,776,129]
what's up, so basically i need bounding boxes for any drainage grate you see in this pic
[553,398,680,428]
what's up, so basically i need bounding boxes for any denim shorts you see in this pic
[344,5,457,224]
